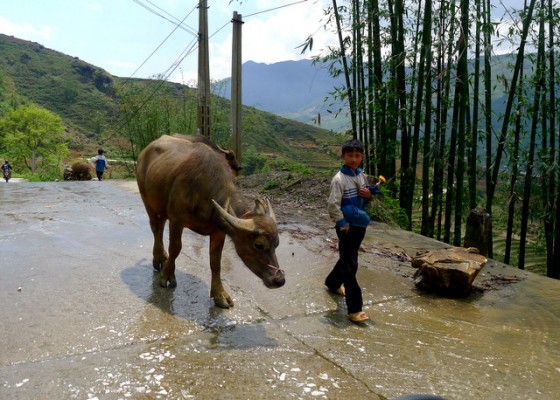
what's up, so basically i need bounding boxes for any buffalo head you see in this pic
[212,198,285,289]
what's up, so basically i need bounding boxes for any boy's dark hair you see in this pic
[341,139,364,154]
[98,148,104,155]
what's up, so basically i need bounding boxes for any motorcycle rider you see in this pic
[2,160,13,182]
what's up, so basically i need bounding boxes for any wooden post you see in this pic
[231,11,243,168]
[197,0,211,137]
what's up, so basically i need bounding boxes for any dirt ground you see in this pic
[235,170,528,292]
[236,170,333,231]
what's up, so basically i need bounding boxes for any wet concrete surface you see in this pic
[1,180,559,399]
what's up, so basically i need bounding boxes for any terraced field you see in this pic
[266,121,344,171]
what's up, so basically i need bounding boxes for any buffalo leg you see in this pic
[147,209,167,271]
[209,231,234,308]
[160,220,182,288]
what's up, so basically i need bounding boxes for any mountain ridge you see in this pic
[0,33,343,170]
[217,59,348,132]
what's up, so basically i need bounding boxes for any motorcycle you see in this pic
[3,168,11,182]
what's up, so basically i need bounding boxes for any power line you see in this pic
[102,37,199,145]
[244,0,310,18]
[103,2,201,145]
[127,8,196,80]
[132,0,198,36]
[107,0,314,145]
[209,20,231,40]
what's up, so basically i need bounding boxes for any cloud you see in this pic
[86,1,103,12]
[242,2,328,62]
[0,16,56,41]
[199,1,331,81]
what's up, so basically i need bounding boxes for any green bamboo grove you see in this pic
[301,0,560,277]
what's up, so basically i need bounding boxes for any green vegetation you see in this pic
[0,34,342,181]
[368,187,410,230]
[0,104,68,179]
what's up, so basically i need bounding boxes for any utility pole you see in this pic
[197,0,211,137]
[230,11,243,167]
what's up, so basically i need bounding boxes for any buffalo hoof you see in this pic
[152,253,168,271]
[152,259,165,272]
[213,295,234,309]
[159,276,177,288]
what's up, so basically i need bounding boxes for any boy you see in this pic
[325,139,379,322]
[91,148,109,181]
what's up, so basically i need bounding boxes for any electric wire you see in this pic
[103,3,199,143]
[104,0,313,145]
[243,0,310,18]
[127,2,197,80]
[132,0,197,36]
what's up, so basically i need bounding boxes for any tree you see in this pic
[305,0,559,277]
[547,0,560,278]
[0,104,68,176]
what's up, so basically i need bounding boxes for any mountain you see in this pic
[217,60,349,132]
[216,56,525,137]
[0,34,343,170]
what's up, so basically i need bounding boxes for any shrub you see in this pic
[264,180,279,190]
[367,188,410,229]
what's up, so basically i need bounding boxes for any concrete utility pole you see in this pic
[197,0,211,137]
[230,11,243,167]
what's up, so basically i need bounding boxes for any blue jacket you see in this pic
[327,166,379,229]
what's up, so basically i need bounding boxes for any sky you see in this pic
[0,0,333,84]
[0,0,525,86]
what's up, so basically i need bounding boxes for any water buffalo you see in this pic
[171,133,242,172]
[136,135,285,308]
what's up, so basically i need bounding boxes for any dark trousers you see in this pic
[96,171,104,180]
[325,226,366,314]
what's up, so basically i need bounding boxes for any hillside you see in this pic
[0,34,343,170]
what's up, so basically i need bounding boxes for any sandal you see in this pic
[348,311,369,322]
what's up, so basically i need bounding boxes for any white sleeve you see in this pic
[327,174,344,225]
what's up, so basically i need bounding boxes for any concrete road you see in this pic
[0,180,559,399]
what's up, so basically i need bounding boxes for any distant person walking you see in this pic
[91,148,109,181]
[2,160,13,182]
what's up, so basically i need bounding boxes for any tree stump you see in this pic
[412,247,487,295]
[463,207,492,256]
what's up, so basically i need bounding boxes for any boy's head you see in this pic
[98,148,104,155]
[340,139,364,171]
[341,139,364,155]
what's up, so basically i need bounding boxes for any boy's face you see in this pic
[341,150,363,171]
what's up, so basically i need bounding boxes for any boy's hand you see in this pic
[359,187,373,200]
[338,223,350,234]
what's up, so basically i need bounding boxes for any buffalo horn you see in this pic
[265,198,276,222]
[212,199,256,232]
[253,198,266,214]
